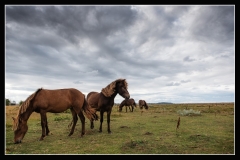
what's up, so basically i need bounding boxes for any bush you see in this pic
[19,100,24,106]
[5,99,10,106]
[177,109,201,116]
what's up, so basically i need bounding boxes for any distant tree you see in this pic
[19,100,24,106]
[5,99,10,106]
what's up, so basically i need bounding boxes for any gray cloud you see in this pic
[5,5,235,104]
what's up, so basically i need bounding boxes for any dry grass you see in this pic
[5,103,234,154]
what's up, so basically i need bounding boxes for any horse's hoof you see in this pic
[14,140,21,144]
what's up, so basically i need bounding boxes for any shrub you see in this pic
[5,99,10,106]
[177,109,201,116]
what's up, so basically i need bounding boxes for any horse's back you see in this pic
[33,88,85,112]
[40,88,84,100]
[87,91,100,109]
[130,98,136,105]
[125,98,135,106]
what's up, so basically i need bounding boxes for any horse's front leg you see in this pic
[90,112,96,129]
[46,116,50,135]
[107,110,112,134]
[99,111,104,133]
[39,112,47,141]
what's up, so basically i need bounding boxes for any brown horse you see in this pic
[139,100,149,109]
[12,88,98,144]
[87,78,130,133]
[118,98,136,112]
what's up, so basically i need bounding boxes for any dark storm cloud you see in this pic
[5,5,235,103]
[189,6,234,44]
[6,6,137,45]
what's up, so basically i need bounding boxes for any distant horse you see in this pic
[139,100,149,109]
[118,98,136,112]
[12,88,98,144]
[87,78,130,133]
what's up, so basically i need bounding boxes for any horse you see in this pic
[87,78,130,133]
[12,88,98,144]
[118,98,136,112]
[139,100,149,110]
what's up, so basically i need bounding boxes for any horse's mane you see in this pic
[13,88,43,131]
[101,79,128,97]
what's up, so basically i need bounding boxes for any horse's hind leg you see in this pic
[90,118,94,129]
[77,111,85,137]
[90,111,96,129]
[130,106,133,112]
[99,111,104,133]
[68,109,78,136]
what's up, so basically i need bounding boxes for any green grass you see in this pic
[5,103,234,154]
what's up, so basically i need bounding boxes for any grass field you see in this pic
[5,103,234,155]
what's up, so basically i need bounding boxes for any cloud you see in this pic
[5,5,235,103]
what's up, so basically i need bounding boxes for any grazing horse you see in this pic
[139,100,149,110]
[12,88,98,144]
[118,98,136,112]
[87,78,130,133]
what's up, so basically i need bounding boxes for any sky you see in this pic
[5,5,235,104]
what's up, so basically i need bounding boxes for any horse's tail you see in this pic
[68,120,73,129]
[82,99,98,121]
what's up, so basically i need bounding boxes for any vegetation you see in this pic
[5,103,234,154]
[19,100,23,106]
[5,99,10,106]
[177,109,201,116]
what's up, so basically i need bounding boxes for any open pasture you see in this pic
[5,103,234,154]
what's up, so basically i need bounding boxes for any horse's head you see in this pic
[118,105,123,112]
[118,99,126,112]
[115,79,130,99]
[144,100,149,110]
[12,117,28,144]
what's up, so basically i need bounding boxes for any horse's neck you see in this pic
[20,109,33,121]
[110,92,118,99]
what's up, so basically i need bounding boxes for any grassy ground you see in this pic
[5,103,234,155]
